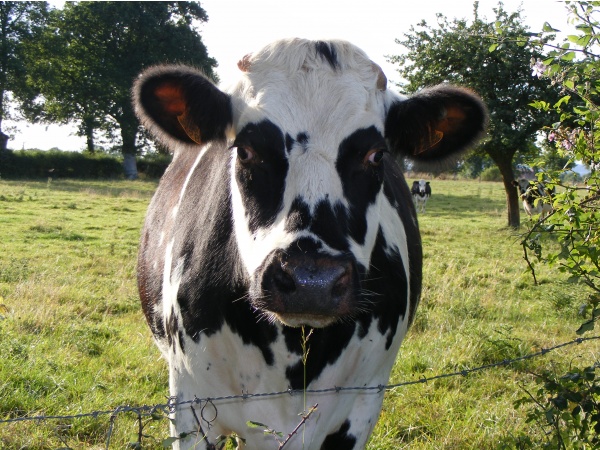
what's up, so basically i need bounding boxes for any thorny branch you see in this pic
[279,404,318,450]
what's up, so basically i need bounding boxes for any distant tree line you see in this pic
[0,1,217,178]
[0,148,172,179]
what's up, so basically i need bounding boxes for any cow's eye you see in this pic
[235,145,255,163]
[365,149,386,167]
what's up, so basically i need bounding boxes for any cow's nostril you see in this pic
[273,266,296,294]
[331,271,350,299]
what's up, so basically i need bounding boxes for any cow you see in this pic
[512,178,554,219]
[133,38,487,450]
[411,179,431,213]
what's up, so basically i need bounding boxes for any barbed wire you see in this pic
[1,334,599,426]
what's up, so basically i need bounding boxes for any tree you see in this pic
[0,2,48,151]
[389,1,559,228]
[24,2,217,177]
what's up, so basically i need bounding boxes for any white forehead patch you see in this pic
[283,144,346,210]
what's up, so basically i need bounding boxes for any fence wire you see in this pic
[1,334,599,427]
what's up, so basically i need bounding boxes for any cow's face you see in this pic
[513,178,532,200]
[228,41,391,327]
[412,180,429,195]
[133,38,487,329]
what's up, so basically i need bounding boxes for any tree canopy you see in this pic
[389,1,560,227]
[0,1,48,150]
[23,1,217,164]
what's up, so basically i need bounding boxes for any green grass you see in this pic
[0,178,597,449]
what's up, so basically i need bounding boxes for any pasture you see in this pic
[0,178,597,449]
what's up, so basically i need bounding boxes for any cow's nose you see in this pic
[273,259,351,301]
[261,251,357,320]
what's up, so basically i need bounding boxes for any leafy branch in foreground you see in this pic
[514,364,600,449]
[521,1,600,335]
[502,2,600,447]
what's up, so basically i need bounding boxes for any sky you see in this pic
[10,0,573,151]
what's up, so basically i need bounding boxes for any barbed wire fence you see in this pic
[2,335,600,448]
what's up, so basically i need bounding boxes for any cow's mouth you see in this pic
[273,313,338,328]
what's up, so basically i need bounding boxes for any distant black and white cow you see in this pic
[512,178,554,219]
[133,38,486,449]
[411,180,431,213]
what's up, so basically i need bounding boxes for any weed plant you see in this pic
[0,179,597,449]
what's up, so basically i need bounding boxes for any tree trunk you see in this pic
[83,118,95,153]
[496,158,521,228]
[0,130,7,151]
[0,87,7,151]
[120,122,138,180]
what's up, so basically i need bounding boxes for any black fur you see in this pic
[314,40,339,69]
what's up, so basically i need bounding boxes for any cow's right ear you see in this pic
[133,65,233,147]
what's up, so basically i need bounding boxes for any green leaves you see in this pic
[246,420,284,438]
[515,366,600,448]
[568,33,593,47]
[0,2,49,138]
[542,22,561,33]
[513,3,600,447]
[554,95,571,109]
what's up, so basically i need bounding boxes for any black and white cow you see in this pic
[411,180,431,213]
[512,178,554,219]
[133,38,487,449]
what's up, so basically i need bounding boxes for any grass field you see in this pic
[0,178,598,449]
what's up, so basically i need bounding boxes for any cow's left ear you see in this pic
[385,85,487,163]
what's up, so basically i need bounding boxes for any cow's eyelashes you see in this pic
[233,145,257,163]
[364,148,387,167]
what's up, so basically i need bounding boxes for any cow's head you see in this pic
[134,39,487,328]
[412,180,430,195]
[512,178,533,200]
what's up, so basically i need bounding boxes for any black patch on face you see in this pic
[315,41,339,70]
[321,420,357,450]
[285,197,311,232]
[310,200,349,251]
[234,120,288,233]
[283,197,349,251]
[336,127,387,245]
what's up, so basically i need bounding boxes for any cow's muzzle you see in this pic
[254,248,358,328]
